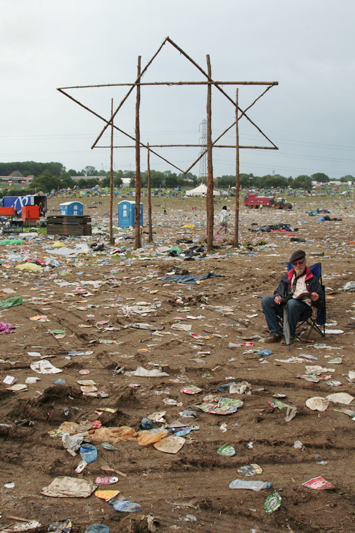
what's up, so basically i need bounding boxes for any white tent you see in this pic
[185,183,228,197]
[185,183,207,196]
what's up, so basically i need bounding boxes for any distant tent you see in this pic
[185,184,207,196]
[185,183,226,197]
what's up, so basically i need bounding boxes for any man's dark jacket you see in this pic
[273,266,323,309]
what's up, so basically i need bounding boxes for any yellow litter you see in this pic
[16,263,42,271]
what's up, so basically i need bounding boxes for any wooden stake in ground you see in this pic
[109,98,114,245]
[206,54,214,252]
[234,88,240,247]
[135,56,141,248]
[147,142,153,243]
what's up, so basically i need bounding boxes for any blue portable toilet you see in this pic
[60,201,83,216]
[118,200,143,228]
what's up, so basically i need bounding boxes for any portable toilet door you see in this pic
[118,200,133,227]
[118,201,143,227]
[71,202,83,216]
[60,202,69,216]
[128,203,143,226]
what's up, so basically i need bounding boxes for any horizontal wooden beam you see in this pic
[58,81,278,90]
[94,144,279,150]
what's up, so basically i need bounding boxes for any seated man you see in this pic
[261,250,323,344]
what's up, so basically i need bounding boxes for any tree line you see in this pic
[0,161,354,194]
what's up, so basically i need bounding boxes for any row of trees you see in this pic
[29,170,355,193]
[18,169,198,193]
[218,174,314,190]
[0,161,65,178]
[1,160,354,194]
[218,172,355,190]
[0,162,113,179]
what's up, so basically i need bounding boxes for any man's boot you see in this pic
[264,333,282,343]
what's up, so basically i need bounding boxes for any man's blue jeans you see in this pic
[261,296,311,338]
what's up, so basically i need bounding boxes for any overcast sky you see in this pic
[1,0,354,179]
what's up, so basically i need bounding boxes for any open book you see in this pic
[294,292,310,300]
[280,292,310,304]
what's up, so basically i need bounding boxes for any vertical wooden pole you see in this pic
[206,54,214,252]
[234,88,240,247]
[109,98,114,245]
[135,56,141,248]
[147,142,153,243]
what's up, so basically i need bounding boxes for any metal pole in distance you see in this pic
[135,56,141,248]
[234,88,240,247]
[206,54,214,252]
[109,98,114,245]
[147,142,153,243]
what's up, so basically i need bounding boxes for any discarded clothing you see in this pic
[290,237,306,242]
[176,238,193,244]
[307,208,330,216]
[249,223,295,233]
[317,216,342,222]
[160,272,223,284]
[0,321,16,334]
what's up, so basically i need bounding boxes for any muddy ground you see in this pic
[1,194,355,532]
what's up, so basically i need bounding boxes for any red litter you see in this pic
[303,477,334,490]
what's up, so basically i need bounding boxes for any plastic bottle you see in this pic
[229,479,273,491]
[52,378,66,385]
[299,353,319,361]
[140,417,153,430]
[79,443,97,464]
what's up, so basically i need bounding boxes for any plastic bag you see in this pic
[137,430,167,446]
[0,239,23,245]
[88,426,138,444]
[59,420,93,435]
[15,263,42,271]
[0,296,23,309]
[41,476,96,498]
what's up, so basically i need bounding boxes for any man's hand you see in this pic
[311,292,319,302]
[274,296,282,305]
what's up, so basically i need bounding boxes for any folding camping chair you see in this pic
[290,262,326,342]
[277,262,326,344]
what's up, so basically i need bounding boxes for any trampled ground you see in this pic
[1,194,355,532]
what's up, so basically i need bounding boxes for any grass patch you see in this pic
[23,227,47,235]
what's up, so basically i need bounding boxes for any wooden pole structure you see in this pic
[165,37,277,149]
[234,89,240,247]
[91,40,168,149]
[57,88,185,172]
[206,55,214,252]
[58,39,279,217]
[184,85,275,174]
[147,142,153,243]
[109,98,114,245]
[135,56,141,249]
